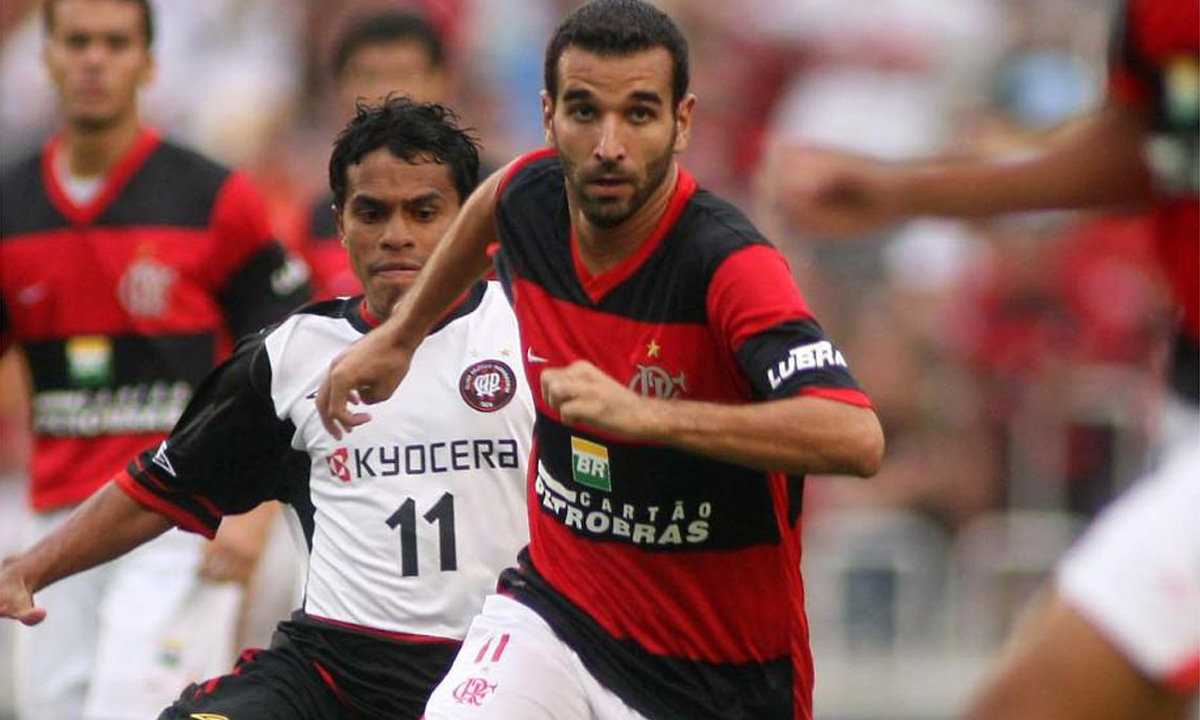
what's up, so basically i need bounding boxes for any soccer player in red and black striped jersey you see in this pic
[0,1,310,718]
[769,1,1197,718]
[318,2,884,719]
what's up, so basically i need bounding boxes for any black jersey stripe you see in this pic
[0,154,66,238]
[24,332,217,392]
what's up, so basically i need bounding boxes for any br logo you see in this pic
[452,677,498,706]
[460,360,517,412]
[326,447,350,483]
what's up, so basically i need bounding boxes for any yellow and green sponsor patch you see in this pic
[570,436,611,491]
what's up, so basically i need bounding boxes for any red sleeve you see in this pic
[206,171,275,288]
[706,244,812,352]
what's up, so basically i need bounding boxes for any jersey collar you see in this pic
[570,164,697,306]
[347,282,488,336]
[42,126,161,226]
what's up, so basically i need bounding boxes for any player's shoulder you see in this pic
[673,186,773,270]
[0,150,55,239]
[134,137,235,204]
[498,149,562,201]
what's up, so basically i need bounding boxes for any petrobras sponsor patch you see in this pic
[535,460,712,547]
[767,340,847,390]
[33,381,192,436]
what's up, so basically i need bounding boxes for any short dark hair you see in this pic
[43,0,155,46]
[544,0,689,105]
[331,11,445,79]
[329,97,480,209]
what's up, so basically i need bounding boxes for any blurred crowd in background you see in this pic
[0,0,1179,717]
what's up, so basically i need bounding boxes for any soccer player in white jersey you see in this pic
[0,97,534,720]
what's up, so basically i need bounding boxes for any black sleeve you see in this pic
[219,242,313,341]
[736,318,871,406]
[117,329,295,537]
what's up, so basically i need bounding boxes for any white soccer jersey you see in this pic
[1057,443,1200,693]
[118,282,533,641]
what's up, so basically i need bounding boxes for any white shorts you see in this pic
[1057,440,1200,692]
[425,594,651,720]
[14,507,241,720]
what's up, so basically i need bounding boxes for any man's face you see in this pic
[543,46,693,229]
[335,148,461,318]
[337,39,446,115]
[43,0,153,131]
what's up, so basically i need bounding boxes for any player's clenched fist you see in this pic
[540,360,664,440]
[0,557,46,626]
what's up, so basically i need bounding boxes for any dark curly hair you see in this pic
[329,96,481,209]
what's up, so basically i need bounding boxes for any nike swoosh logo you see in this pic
[17,284,47,305]
[306,389,319,400]
[526,347,548,364]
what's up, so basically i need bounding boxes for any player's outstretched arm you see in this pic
[541,360,884,477]
[964,591,1194,720]
[0,482,172,625]
[318,163,509,438]
[771,102,1152,235]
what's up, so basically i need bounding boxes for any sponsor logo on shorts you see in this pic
[460,360,517,412]
[453,677,498,706]
[570,436,611,491]
[190,714,231,720]
[767,340,847,390]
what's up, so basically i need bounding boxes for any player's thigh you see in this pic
[14,508,109,720]
[87,530,241,719]
[159,641,342,720]
[424,595,590,720]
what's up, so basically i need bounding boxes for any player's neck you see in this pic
[59,113,142,178]
[573,163,678,275]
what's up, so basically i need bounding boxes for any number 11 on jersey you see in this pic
[385,492,457,577]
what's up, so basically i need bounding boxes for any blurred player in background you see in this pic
[1,97,533,720]
[0,1,311,718]
[318,2,884,718]
[293,9,450,298]
[767,0,1197,717]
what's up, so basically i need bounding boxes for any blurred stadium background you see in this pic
[0,1,1179,718]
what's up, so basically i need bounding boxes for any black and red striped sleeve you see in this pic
[114,329,292,537]
[210,171,312,339]
[707,243,871,407]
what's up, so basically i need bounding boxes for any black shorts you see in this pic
[159,618,462,720]
[159,633,343,720]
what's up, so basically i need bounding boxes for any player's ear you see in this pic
[673,94,696,154]
[541,90,555,146]
[333,204,345,246]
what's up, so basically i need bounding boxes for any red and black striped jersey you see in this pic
[291,190,363,299]
[1109,0,1199,403]
[492,150,872,720]
[0,128,311,510]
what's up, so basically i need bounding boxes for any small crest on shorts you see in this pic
[453,677,498,707]
[460,359,517,413]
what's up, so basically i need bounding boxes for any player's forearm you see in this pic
[896,105,1152,217]
[11,481,172,594]
[384,168,505,349]
[646,396,884,477]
